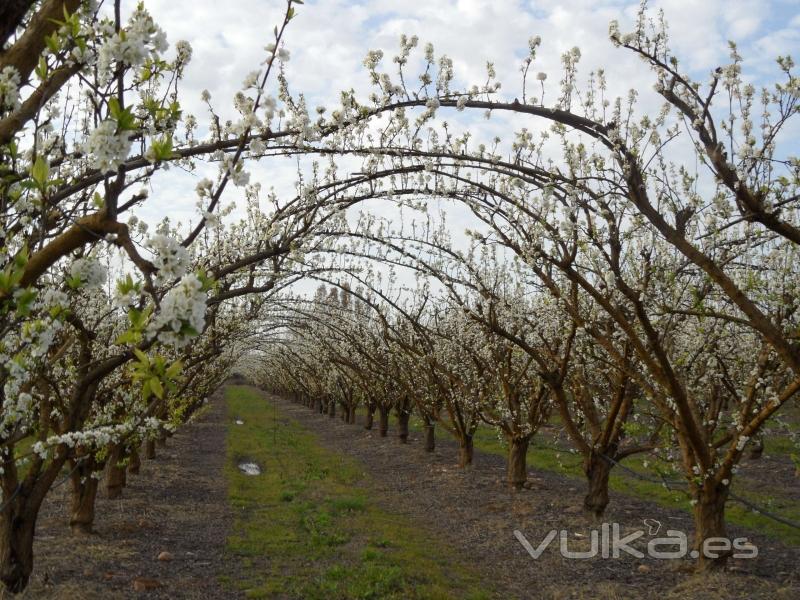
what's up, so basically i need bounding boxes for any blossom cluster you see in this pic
[85,119,133,173]
[146,274,207,347]
[0,66,21,113]
[96,7,169,85]
[146,234,190,283]
[69,257,108,290]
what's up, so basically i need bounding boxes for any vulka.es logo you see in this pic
[514,521,758,560]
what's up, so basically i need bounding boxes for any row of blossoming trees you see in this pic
[0,0,797,591]
[0,0,389,592]
[247,4,799,575]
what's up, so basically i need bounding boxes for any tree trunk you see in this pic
[69,457,101,535]
[0,505,37,593]
[105,446,126,499]
[328,400,336,418]
[423,422,435,452]
[507,436,530,489]
[127,446,141,475]
[365,404,375,430]
[397,410,410,443]
[693,484,730,571]
[144,439,156,460]
[348,406,357,424]
[0,457,66,593]
[458,434,474,467]
[378,406,389,437]
[582,452,612,517]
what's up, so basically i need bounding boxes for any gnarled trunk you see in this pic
[582,452,612,517]
[68,457,101,535]
[348,406,357,424]
[458,434,474,468]
[507,436,530,489]
[378,406,389,437]
[0,505,37,593]
[0,456,66,593]
[693,484,730,571]
[328,400,336,418]
[364,404,375,430]
[397,410,410,443]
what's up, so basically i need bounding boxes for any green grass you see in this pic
[403,414,800,545]
[224,386,494,600]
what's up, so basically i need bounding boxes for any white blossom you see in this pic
[85,120,132,172]
[146,234,190,283]
[69,258,108,290]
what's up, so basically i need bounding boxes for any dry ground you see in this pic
[277,394,800,600]
[10,387,239,600]
[8,386,800,599]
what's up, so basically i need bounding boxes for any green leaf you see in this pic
[150,377,164,399]
[14,288,37,317]
[108,97,137,131]
[31,156,49,190]
[165,360,183,379]
[114,330,139,345]
[133,348,150,367]
[149,135,176,162]
[35,56,48,80]
[141,379,152,402]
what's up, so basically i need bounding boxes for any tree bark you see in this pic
[582,452,612,516]
[328,400,336,418]
[127,446,141,475]
[693,484,731,571]
[105,445,126,499]
[378,406,389,437]
[507,436,530,489]
[423,422,435,452]
[144,439,156,460]
[0,0,36,48]
[68,457,100,535]
[0,456,65,593]
[397,410,410,443]
[348,406,357,424]
[365,404,375,430]
[0,504,37,593]
[458,434,474,467]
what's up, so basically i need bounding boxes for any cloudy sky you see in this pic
[146,0,800,112]
[132,0,800,258]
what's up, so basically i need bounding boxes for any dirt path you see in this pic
[15,387,239,600]
[273,394,800,600]
[9,387,800,599]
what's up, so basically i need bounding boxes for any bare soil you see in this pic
[8,386,800,599]
[12,387,240,600]
[276,395,800,600]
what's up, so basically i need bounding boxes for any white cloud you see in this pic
[135,0,798,255]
